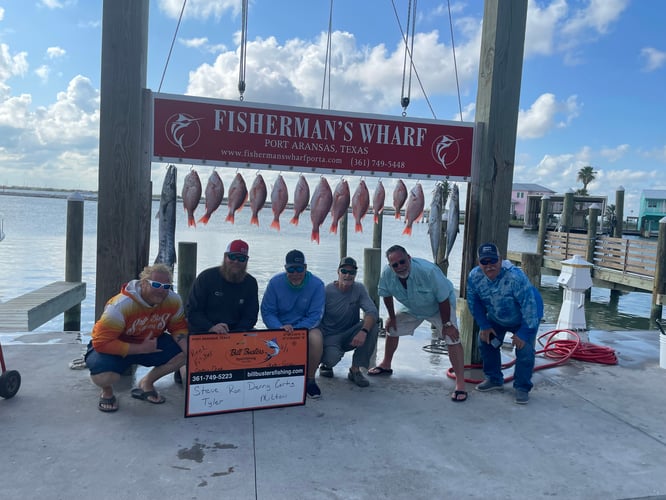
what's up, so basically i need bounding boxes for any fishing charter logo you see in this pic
[165,113,203,152]
[431,134,462,169]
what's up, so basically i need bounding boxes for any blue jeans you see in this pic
[478,320,536,393]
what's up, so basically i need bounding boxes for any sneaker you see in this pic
[173,370,183,385]
[319,364,334,378]
[515,390,529,405]
[476,379,504,392]
[306,380,321,399]
[347,369,370,387]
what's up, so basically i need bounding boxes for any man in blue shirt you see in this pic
[467,242,544,404]
[368,245,468,402]
[261,249,326,399]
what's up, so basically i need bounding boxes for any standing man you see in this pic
[261,250,325,399]
[187,239,259,334]
[467,243,544,405]
[311,257,379,388]
[85,263,188,412]
[368,245,468,402]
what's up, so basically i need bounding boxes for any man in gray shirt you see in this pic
[311,257,379,388]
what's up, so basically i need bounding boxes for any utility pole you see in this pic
[95,0,151,319]
[459,0,528,364]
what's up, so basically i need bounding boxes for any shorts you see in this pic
[386,311,461,345]
[85,333,184,375]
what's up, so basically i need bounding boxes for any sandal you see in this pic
[98,395,119,412]
[451,390,468,403]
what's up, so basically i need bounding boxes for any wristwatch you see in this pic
[443,321,453,328]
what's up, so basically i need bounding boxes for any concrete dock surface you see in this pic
[1,326,665,500]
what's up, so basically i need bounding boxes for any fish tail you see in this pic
[270,219,281,231]
[250,215,259,226]
[225,213,235,224]
[355,222,363,233]
[330,222,338,234]
[402,225,412,236]
[311,229,320,244]
[290,216,299,226]
[188,215,196,227]
[198,213,210,225]
[395,212,401,220]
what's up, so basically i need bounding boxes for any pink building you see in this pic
[511,183,554,220]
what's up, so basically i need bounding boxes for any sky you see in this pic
[0,0,664,216]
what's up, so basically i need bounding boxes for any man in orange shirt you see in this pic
[85,263,188,412]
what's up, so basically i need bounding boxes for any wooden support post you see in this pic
[537,195,549,256]
[339,212,348,260]
[95,0,150,320]
[651,217,666,322]
[521,253,541,288]
[372,212,383,249]
[586,204,600,263]
[364,247,383,367]
[177,242,198,310]
[460,0,528,365]
[64,193,84,331]
[561,189,574,233]
[614,186,625,237]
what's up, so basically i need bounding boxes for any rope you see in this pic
[320,0,334,109]
[238,0,249,100]
[444,329,618,384]
[447,0,463,121]
[157,0,188,93]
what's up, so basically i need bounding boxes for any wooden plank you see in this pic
[0,281,86,331]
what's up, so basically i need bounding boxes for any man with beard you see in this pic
[368,245,468,402]
[187,239,259,335]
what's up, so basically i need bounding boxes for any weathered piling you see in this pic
[64,193,84,331]
[614,186,624,238]
[339,212,348,260]
[537,195,549,256]
[177,242,198,309]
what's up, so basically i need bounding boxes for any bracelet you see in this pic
[361,327,369,334]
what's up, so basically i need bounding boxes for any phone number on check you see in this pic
[190,373,233,383]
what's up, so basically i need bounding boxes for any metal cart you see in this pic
[0,340,21,399]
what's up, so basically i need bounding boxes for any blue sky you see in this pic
[0,0,664,216]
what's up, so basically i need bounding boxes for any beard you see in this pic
[221,263,247,283]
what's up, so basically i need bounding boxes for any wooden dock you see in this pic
[0,281,86,332]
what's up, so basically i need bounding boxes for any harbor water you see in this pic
[0,192,656,333]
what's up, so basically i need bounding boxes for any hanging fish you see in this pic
[402,182,425,235]
[154,164,177,267]
[373,180,385,224]
[330,179,350,234]
[225,173,248,224]
[393,179,408,220]
[290,174,310,226]
[249,173,267,226]
[444,183,460,263]
[198,170,224,225]
[352,180,370,233]
[310,177,333,244]
[182,168,202,227]
[270,174,289,231]
[428,181,447,261]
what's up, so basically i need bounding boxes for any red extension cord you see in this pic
[448,329,618,384]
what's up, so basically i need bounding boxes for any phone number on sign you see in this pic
[350,158,406,169]
[190,373,233,383]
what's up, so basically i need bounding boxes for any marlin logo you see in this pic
[431,135,462,169]
[264,338,280,362]
[165,113,204,152]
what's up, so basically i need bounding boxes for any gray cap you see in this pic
[338,256,357,269]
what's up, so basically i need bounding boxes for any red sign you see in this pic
[152,93,474,180]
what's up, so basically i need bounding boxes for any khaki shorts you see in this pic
[386,311,461,345]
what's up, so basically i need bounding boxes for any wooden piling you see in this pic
[561,189,574,233]
[177,242,198,309]
[614,187,624,238]
[651,217,666,322]
[339,212,348,260]
[64,193,84,332]
[537,195,549,256]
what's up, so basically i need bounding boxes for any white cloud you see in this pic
[35,65,50,83]
[46,46,66,60]
[158,0,240,20]
[600,144,629,162]
[0,44,29,83]
[524,0,568,57]
[0,7,4,21]
[640,47,666,72]
[517,93,581,139]
[561,0,629,38]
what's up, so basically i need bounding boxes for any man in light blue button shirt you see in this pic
[368,245,467,402]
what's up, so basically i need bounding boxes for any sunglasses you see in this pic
[480,257,499,266]
[147,280,172,290]
[286,265,305,274]
[391,259,408,269]
[227,253,248,263]
[339,268,356,275]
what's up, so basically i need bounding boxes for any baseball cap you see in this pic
[338,257,358,270]
[285,249,306,266]
[226,239,249,255]
[477,242,500,261]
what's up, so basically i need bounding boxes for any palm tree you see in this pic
[577,166,597,194]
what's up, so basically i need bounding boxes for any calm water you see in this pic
[0,193,657,333]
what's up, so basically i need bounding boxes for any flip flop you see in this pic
[98,395,119,412]
[451,390,468,403]
[367,366,393,376]
[131,388,166,404]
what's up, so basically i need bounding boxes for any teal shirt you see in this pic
[378,257,456,320]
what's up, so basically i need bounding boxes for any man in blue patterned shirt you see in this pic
[467,243,543,404]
